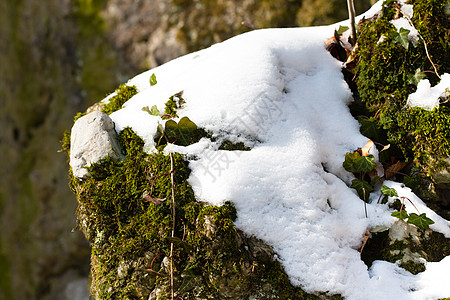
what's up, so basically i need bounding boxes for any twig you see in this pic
[359,231,370,253]
[180,218,186,241]
[400,196,421,214]
[395,5,441,80]
[149,171,172,197]
[144,253,168,277]
[241,21,257,30]
[347,0,357,46]
[169,152,176,300]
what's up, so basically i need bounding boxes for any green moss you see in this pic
[73,112,87,122]
[399,260,426,274]
[69,126,325,299]
[101,84,138,115]
[163,91,185,119]
[354,0,450,181]
[218,140,251,151]
[362,223,450,275]
[61,130,71,154]
[395,107,450,171]
[411,230,450,262]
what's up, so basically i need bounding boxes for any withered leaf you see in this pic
[361,140,374,157]
[143,191,166,205]
[385,161,408,179]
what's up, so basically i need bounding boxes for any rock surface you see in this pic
[70,111,124,178]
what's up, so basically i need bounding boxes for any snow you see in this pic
[407,73,450,110]
[101,2,450,299]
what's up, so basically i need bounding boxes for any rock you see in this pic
[70,111,124,178]
[433,157,450,185]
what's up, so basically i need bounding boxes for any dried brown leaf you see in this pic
[385,161,408,179]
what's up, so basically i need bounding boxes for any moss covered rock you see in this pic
[65,125,333,299]
[353,0,450,211]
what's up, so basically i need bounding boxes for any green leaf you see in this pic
[150,105,161,116]
[393,27,410,50]
[343,151,376,173]
[407,213,435,229]
[343,151,361,173]
[381,185,398,197]
[166,236,192,251]
[157,122,165,134]
[358,117,387,143]
[407,68,426,85]
[142,105,161,116]
[351,179,374,201]
[354,155,377,173]
[178,116,197,132]
[337,25,349,35]
[391,210,408,220]
[150,73,157,86]
[163,117,200,146]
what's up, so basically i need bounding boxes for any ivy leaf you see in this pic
[166,236,192,251]
[150,73,157,86]
[407,213,435,229]
[351,179,374,201]
[178,116,197,132]
[163,117,200,146]
[142,105,161,117]
[381,185,398,197]
[343,151,361,173]
[354,154,377,173]
[150,105,161,116]
[393,27,410,50]
[343,149,376,174]
[164,119,178,134]
[358,117,388,144]
[391,210,408,220]
[407,68,426,85]
[337,25,349,35]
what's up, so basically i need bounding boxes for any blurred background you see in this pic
[0,0,375,299]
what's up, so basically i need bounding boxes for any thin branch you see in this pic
[347,0,357,46]
[241,21,257,30]
[169,152,176,300]
[396,6,442,80]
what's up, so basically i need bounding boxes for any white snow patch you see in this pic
[407,73,450,110]
[401,4,414,18]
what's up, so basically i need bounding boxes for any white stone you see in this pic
[70,111,124,178]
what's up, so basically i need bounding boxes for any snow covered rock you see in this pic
[70,111,124,178]
[65,2,450,299]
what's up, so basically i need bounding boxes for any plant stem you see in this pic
[396,6,442,80]
[347,0,357,46]
[169,152,175,300]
